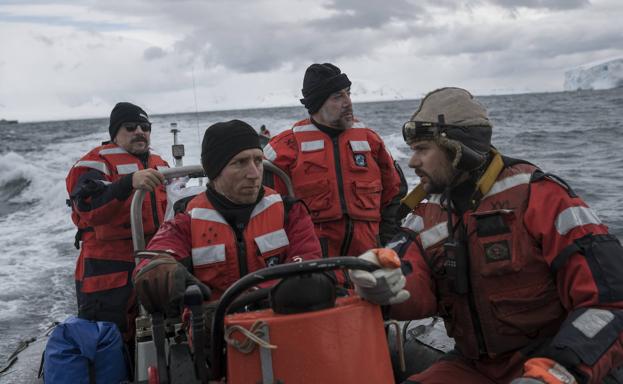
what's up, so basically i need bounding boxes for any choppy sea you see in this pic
[1,88,622,365]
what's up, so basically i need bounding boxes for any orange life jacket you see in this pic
[284,119,383,223]
[400,162,566,359]
[186,187,289,298]
[68,143,168,241]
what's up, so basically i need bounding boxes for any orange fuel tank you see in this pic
[224,296,395,383]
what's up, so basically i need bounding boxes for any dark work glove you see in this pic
[134,254,211,317]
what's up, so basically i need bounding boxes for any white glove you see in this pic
[349,248,411,305]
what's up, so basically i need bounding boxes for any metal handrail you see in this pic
[131,161,294,255]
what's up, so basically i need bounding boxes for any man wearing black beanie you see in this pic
[66,101,168,335]
[265,63,405,282]
[134,119,322,311]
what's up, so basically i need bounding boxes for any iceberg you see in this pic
[564,57,623,91]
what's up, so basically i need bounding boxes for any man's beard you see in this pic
[129,138,149,155]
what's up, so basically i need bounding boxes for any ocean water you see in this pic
[0,88,622,365]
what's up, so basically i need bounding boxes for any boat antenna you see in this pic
[192,65,204,185]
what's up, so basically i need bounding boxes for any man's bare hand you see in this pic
[132,169,165,192]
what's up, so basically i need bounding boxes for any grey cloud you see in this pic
[487,0,590,10]
[316,0,421,30]
[34,34,54,46]
[144,46,166,60]
[88,0,619,80]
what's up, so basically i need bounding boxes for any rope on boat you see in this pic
[224,321,277,354]
[386,320,406,372]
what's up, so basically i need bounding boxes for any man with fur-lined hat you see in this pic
[350,87,623,384]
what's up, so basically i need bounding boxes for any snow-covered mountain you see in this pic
[564,57,623,91]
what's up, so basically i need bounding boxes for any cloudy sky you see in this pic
[0,0,622,121]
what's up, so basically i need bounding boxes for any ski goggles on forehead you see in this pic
[402,121,444,144]
[121,122,151,132]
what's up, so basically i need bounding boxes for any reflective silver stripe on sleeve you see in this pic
[386,236,407,250]
[572,308,614,338]
[484,173,531,198]
[420,222,449,249]
[555,206,602,235]
[192,244,226,266]
[301,140,324,152]
[190,208,228,226]
[402,214,424,233]
[264,143,277,162]
[251,194,282,219]
[74,160,110,175]
[349,140,371,152]
[99,147,127,155]
[101,180,112,185]
[116,163,139,175]
[293,124,319,133]
[255,229,290,254]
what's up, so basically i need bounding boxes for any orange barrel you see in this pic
[224,296,395,384]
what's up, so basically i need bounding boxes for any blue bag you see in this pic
[43,316,128,384]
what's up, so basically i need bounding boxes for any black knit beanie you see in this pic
[109,102,150,140]
[201,120,262,179]
[300,63,352,114]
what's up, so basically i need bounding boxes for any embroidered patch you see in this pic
[484,240,511,263]
[354,153,367,167]
[265,256,281,268]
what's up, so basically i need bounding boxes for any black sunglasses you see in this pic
[122,122,152,132]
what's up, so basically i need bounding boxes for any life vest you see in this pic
[68,143,168,241]
[186,187,289,299]
[398,155,566,359]
[283,118,383,223]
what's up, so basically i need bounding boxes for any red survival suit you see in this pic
[389,153,623,383]
[66,143,168,332]
[145,186,321,299]
[264,118,402,259]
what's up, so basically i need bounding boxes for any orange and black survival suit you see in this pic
[390,153,623,383]
[66,143,168,331]
[264,118,402,258]
[144,185,322,299]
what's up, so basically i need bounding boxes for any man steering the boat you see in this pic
[66,102,168,336]
[265,63,404,277]
[350,87,623,383]
[133,120,322,314]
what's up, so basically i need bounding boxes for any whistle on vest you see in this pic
[443,240,469,295]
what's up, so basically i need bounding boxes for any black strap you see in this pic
[551,234,619,274]
[530,169,577,197]
[88,359,96,384]
[74,227,94,250]
[552,242,582,274]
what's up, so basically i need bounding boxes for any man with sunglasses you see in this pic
[65,102,169,338]
[265,63,404,284]
[350,88,623,383]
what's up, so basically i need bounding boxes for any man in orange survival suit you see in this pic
[66,102,168,334]
[264,63,403,268]
[349,88,623,383]
[132,120,322,313]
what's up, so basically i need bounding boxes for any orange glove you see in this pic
[511,358,577,384]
